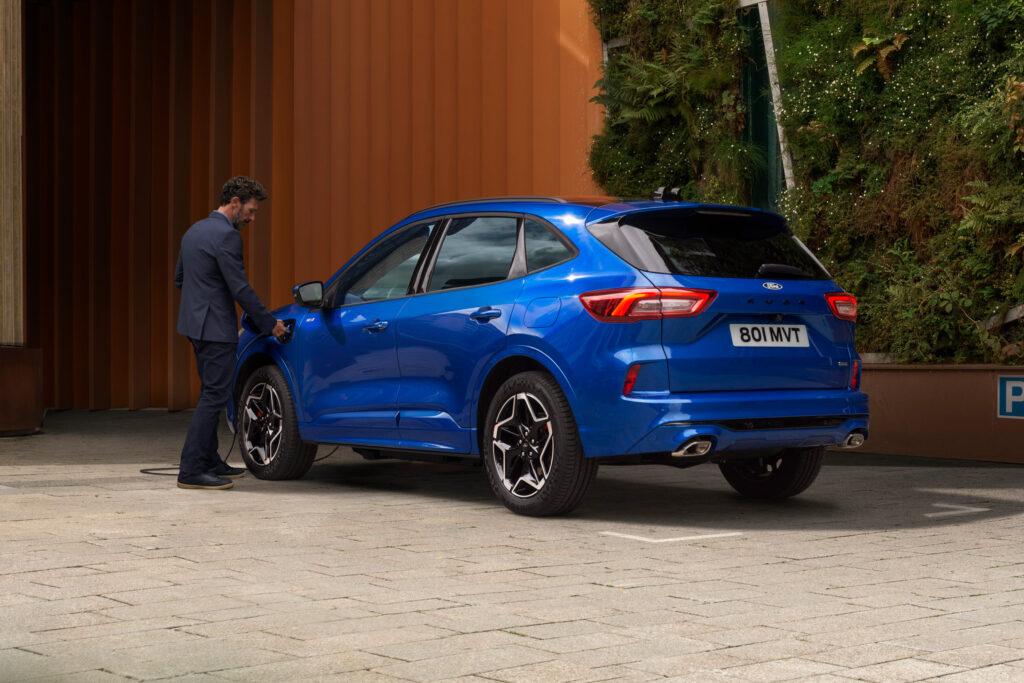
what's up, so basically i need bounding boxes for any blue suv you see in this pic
[228,196,868,516]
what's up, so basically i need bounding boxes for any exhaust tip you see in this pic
[672,438,714,458]
[842,432,866,449]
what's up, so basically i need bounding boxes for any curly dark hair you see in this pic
[218,176,268,205]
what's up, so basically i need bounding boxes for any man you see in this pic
[174,176,286,490]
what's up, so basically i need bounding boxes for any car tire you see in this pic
[718,446,824,499]
[237,364,317,480]
[482,371,597,516]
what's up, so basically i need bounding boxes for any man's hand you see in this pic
[272,320,288,340]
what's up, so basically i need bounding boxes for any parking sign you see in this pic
[998,376,1024,419]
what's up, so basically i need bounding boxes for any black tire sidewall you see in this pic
[482,371,594,516]
[719,446,824,499]
[237,365,316,480]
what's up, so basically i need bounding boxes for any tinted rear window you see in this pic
[589,209,830,280]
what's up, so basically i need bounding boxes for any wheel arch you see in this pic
[474,348,577,456]
[230,345,303,428]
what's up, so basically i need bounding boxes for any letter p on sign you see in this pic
[998,376,1024,419]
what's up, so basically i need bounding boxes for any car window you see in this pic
[334,221,437,306]
[426,216,518,292]
[588,209,831,279]
[524,219,572,272]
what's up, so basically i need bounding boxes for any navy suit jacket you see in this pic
[174,211,277,342]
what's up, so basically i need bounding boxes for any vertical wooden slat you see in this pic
[506,1,533,194]
[368,0,388,232]
[149,0,171,406]
[409,0,435,211]
[386,0,410,224]
[310,0,332,281]
[128,0,153,409]
[455,0,481,199]
[291,0,313,285]
[211,0,234,190]
[70,0,90,408]
[23,0,55,403]
[269,0,294,307]
[532,0,560,194]
[330,0,352,266]
[0,0,24,347]
[347,0,370,263]
[89,0,113,410]
[480,0,508,196]
[109,0,132,407]
[433,0,457,203]
[50,0,72,409]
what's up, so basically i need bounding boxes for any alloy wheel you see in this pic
[241,382,284,466]
[491,392,555,498]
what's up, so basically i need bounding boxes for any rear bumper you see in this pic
[579,388,869,458]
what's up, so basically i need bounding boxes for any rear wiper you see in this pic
[756,263,813,279]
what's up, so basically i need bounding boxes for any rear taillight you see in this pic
[825,292,857,322]
[849,359,860,390]
[580,288,716,322]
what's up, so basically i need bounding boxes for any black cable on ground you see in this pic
[315,446,340,462]
[140,431,341,475]
[139,429,239,477]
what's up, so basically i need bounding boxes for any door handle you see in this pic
[362,319,389,333]
[470,307,502,322]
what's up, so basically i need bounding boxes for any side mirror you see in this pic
[292,281,324,308]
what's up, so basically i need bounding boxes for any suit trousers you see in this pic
[179,339,237,479]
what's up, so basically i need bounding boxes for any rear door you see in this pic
[395,214,524,452]
[589,208,853,392]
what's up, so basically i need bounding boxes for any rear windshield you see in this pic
[588,208,830,280]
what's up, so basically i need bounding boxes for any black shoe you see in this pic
[177,472,234,490]
[210,460,247,478]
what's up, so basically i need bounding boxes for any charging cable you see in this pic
[140,322,338,477]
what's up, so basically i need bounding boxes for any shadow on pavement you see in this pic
[297,451,1024,533]
[3,410,1022,533]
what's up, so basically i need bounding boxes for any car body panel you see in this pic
[291,298,409,445]
[395,277,525,453]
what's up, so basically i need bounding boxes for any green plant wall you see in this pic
[588,0,1024,363]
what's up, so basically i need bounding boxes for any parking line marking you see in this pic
[600,531,743,544]
[924,503,990,518]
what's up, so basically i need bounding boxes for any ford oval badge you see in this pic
[762,282,783,291]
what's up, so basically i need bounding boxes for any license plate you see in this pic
[730,324,809,347]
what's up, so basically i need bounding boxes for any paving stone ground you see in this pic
[1,410,1023,682]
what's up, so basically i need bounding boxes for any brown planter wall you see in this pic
[0,347,43,436]
[861,364,1024,464]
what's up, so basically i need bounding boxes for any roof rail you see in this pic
[417,196,567,212]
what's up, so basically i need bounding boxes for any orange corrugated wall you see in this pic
[23,0,604,410]
[282,0,604,295]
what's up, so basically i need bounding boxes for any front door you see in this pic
[295,221,438,446]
